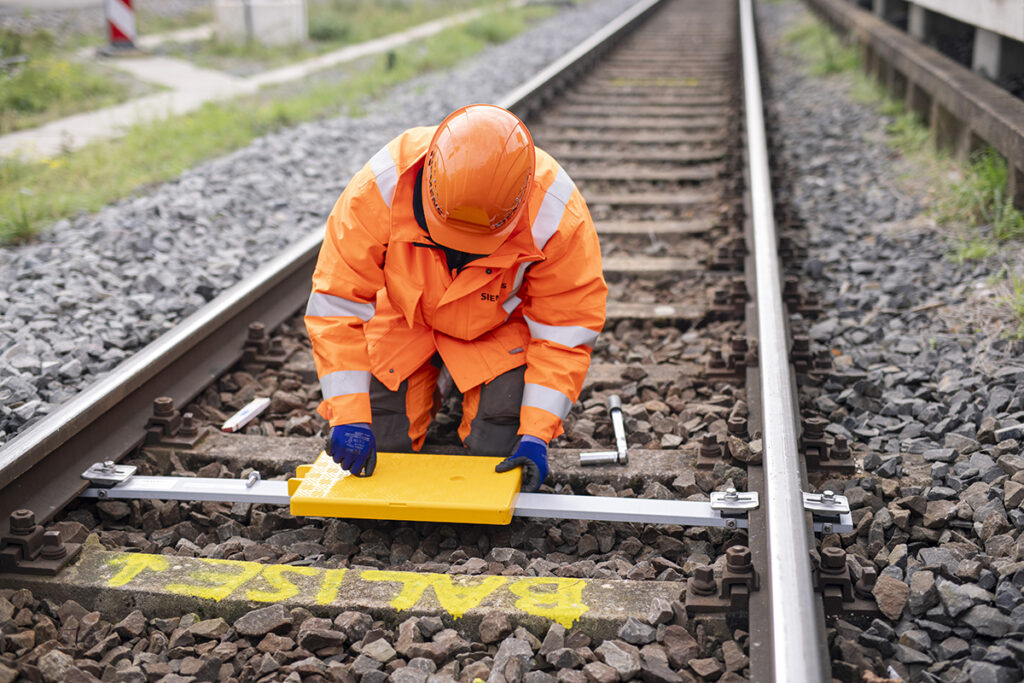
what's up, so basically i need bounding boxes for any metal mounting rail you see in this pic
[0,0,667,541]
[739,0,830,680]
[78,473,853,532]
[78,478,753,527]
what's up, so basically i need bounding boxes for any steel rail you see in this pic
[0,0,667,539]
[738,0,830,681]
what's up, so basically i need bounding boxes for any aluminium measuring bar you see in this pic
[79,475,852,531]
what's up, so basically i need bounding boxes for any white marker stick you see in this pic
[221,397,271,432]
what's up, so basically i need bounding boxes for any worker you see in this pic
[304,104,606,492]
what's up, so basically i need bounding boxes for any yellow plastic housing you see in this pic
[289,451,521,524]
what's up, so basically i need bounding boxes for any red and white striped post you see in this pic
[105,0,138,50]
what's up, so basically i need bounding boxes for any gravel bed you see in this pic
[0,0,639,446]
[0,585,752,683]
[760,2,1024,682]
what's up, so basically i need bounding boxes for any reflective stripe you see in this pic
[525,315,599,348]
[369,146,398,208]
[502,295,522,316]
[320,370,371,398]
[522,383,572,420]
[531,165,575,250]
[502,169,576,314]
[305,292,375,321]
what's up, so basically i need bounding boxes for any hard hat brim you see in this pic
[421,173,522,254]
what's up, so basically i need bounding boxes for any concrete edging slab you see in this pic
[0,537,684,640]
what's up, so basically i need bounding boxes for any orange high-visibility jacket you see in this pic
[305,126,607,442]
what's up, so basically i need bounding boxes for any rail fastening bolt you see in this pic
[802,417,827,438]
[728,415,748,437]
[821,490,836,504]
[9,509,35,534]
[247,322,266,341]
[821,546,846,571]
[726,545,752,570]
[153,396,174,417]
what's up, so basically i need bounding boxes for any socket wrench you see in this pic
[580,394,629,466]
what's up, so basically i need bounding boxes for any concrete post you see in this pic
[907,4,927,41]
[972,28,1002,81]
[215,0,308,46]
[1010,165,1024,211]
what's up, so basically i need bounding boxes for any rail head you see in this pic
[739,0,830,680]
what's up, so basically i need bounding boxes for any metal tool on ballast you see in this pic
[580,394,629,466]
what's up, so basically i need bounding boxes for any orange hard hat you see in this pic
[422,104,535,254]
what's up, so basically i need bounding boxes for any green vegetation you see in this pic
[783,19,858,76]
[1004,272,1024,339]
[0,4,554,243]
[937,150,1024,241]
[0,28,132,133]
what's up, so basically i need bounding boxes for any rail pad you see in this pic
[288,452,520,524]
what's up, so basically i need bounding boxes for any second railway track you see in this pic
[1,1,879,681]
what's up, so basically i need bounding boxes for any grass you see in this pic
[1005,272,1024,339]
[0,4,553,244]
[0,28,133,134]
[783,19,858,76]
[937,150,1024,241]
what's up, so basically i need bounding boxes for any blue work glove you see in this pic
[327,423,377,477]
[495,435,549,492]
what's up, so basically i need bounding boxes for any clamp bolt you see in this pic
[40,531,67,560]
[179,412,198,437]
[700,435,722,459]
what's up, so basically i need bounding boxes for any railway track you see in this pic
[0,1,872,681]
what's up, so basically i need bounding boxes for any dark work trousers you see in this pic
[369,364,525,457]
